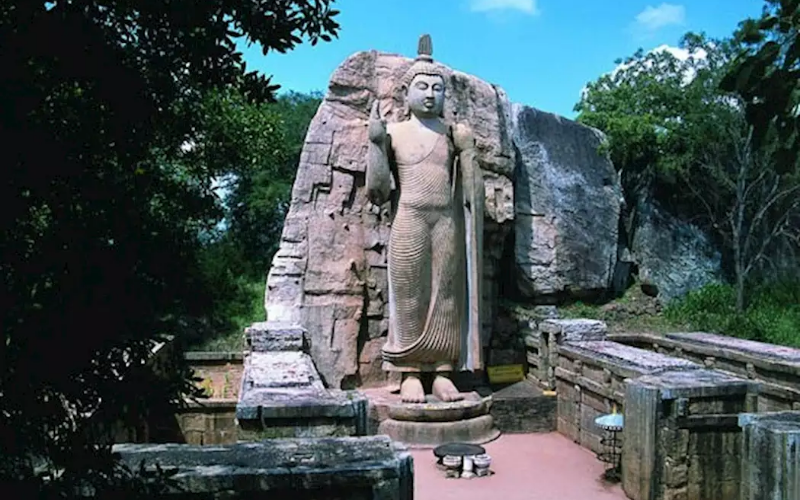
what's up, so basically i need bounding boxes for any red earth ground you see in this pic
[410,432,628,500]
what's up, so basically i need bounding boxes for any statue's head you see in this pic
[401,34,447,119]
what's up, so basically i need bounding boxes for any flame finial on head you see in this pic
[402,34,447,88]
[417,34,433,61]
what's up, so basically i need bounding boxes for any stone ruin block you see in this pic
[244,321,307,352]
[111,436,413,500]
[739,411,800,500]
[623,369,758,500]
[525,318,606,391]
[236,322,368,440]
[612,331,800,413]
[555,340,698,454]
[541,318,608,343]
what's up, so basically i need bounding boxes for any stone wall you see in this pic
[522,319,779,500]
[175,400,238,445]
[623,370,757,500]
[524,318,608,391]
[611,331,800,411]
[554,340,697,455]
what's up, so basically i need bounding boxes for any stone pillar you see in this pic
[739,411,800,500]
[538,318,607,390]
[622,369,758,500]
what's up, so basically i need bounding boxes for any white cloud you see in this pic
[616,45,707,84]
[579,44,707,100]
[634,3,686,32]
[469,0,538,15]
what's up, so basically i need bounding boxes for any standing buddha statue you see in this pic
[366,34,485,403]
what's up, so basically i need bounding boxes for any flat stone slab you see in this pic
[112,436,413,499]
[666,332,800,365]
[237,388,366,421]
[241,351,324,391]
[379,414,500,449]
[739,410,800,431]
[562,341,698,373]
[184,351,244,362]
[632,368,755,399]
[541,319,607,343]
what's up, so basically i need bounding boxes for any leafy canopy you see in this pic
[0,0,338,495]
[721,0,800,172]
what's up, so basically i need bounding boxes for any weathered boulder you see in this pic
[511,105,623,299]
[265,51,516,389]
[631,198,723,303]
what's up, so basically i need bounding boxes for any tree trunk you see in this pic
[735,266,745,314]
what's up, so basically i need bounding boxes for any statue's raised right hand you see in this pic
[368,100,387,145]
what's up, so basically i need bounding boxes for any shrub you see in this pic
[665,281,800,346]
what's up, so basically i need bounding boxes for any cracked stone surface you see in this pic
[112,436,413,499]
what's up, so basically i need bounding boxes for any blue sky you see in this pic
[241,0,764,118]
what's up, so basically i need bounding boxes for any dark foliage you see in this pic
[0,0,338,496]
[721,0,800,172]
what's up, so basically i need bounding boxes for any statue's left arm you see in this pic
[453,123,485,370]
[453,123,484,223]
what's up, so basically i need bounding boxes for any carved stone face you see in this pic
[406,73,445,118]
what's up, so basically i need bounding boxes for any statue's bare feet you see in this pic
[432,375,463,402]
[400,374,426,403]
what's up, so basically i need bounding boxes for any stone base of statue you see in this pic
[363,387,500,448]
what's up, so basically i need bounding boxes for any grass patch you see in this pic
[665,281,800,347]
[556,285,676,334]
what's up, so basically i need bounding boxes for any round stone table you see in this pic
[432,442,486,471]
[433,442,486,459]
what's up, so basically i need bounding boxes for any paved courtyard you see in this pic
[411,432,627,500]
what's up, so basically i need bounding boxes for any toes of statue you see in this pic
[432,375,464,402]
[400,375,426,403]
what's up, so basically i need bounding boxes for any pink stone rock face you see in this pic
[265,51,516,389]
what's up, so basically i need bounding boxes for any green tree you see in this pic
[575,33,741,208]
[184,90,323,349]
[576,32,800,311]
[0,0,338,495]
[225,91,324,273]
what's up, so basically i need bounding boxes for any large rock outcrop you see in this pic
[630,199,723,302]
[265,51,515,389]
[511,106,623,299]
[265,50,626,389]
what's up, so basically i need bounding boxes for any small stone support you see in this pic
[739,411,800,500]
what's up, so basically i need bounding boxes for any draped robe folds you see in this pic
[377,125,483,373]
